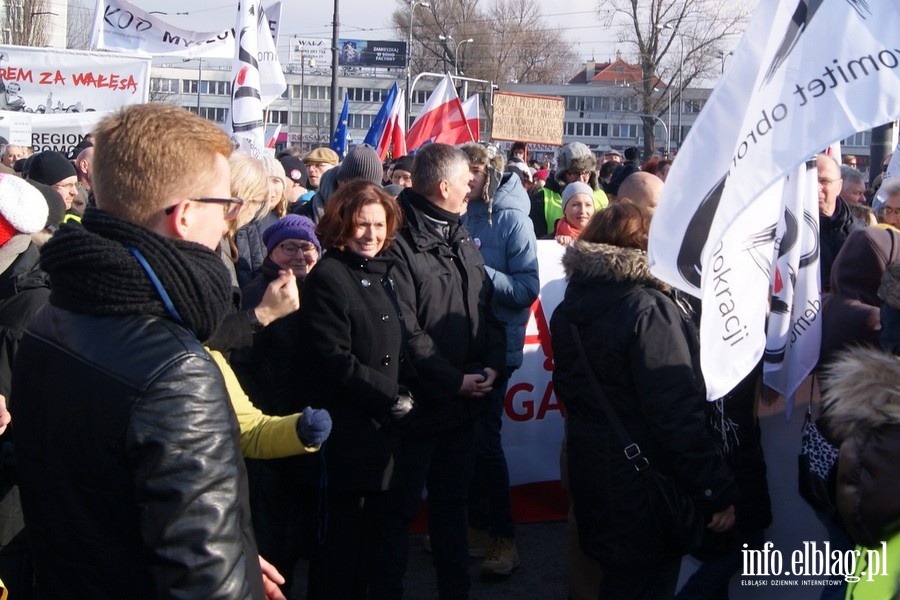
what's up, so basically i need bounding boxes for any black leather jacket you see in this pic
[12,307,264,599]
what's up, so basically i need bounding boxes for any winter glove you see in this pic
[296,407,332,446]
[391,394,414,420]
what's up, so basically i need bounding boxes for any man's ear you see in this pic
[151,200,190,241]
[438,179,451,200]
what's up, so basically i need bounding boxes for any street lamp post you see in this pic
[717,50,734,75]
[406,0,430,126]
[454,38,473,76]
[438,34,453,74]
[661,23,684,151]
[300,50,306,152]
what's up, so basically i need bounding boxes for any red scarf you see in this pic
[555,218,582,240]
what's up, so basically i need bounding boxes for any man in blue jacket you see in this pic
[460,143,539,578]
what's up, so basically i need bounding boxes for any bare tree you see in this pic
[67,0,93,50]
[392,0,578,115]
[599,0,752,157]
[4,0,53,46]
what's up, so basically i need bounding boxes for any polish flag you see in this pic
[364,83,407,160]
[444,94,480,143]
[406,74,474,151]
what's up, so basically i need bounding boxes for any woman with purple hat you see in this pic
[229,213,322,593]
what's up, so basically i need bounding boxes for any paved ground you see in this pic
[290,521,568,599]
[404,523,568,600]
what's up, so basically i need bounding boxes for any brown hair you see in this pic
[641,157,660,174]
[317,181,403,252]
[580,202,649,251]
[92,104,233,227]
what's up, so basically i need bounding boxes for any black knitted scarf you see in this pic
[40,208,232,342]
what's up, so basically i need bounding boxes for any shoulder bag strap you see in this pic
[569,322,650,472]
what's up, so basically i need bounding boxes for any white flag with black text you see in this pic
[648,0,900,400]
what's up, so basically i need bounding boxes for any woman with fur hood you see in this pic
[550,203,736,599]
[815,260,900,598]
[819,347,900,599]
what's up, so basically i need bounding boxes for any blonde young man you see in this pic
[12,104,288,600]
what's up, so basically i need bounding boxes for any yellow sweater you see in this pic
[207,348,317,459]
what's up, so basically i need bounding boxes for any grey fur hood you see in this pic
[819,346,900,443]
[562,239,671,293]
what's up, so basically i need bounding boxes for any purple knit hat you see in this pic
[263,214,321,256]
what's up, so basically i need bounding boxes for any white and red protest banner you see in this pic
[648,0,900,400]
[0,45,148,114]
[502,241,567,521]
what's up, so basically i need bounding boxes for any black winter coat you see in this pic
[550,240,736,567]
[0,241,49,398]
[819,197,865,292]
[298,248,405,490]
[13,308,264,599]
[232,258,303,417]
[385,189,507,434]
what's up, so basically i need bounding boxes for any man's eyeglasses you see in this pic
[164,197,244,221]
[276,242,318,260]
[818,177,839,186]
[883,206,900,216]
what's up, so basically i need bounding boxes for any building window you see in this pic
[683,99,705,114]
[182,79,199,94]
[612,97,638,112]
[150,78,179,94]
[611,123,638,138]
[349,114,374,129]
[187,106,227,123]
[198,80,231,95]
[267,111,288,125]
[304,86,330,101]
[303,112,329,127]
[843,131,870,147]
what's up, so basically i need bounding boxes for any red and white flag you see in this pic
[444,94,480,142]
[406,74,474,151]
[648,0,900,400]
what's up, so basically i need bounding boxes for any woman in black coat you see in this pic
[298,180,409,599]
[550,203,737,599]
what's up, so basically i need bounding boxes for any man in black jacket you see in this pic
[375,143,506,599]
[817,153,865,291]
[12,104,275,599]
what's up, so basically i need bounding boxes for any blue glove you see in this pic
[297,407,332,446]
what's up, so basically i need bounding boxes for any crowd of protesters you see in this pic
[0,102,896,600]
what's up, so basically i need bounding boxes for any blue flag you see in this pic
[330,93,349,159]
[364,83,398,148]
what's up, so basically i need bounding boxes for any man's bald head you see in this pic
[618,172,664,215]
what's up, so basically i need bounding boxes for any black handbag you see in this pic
[569,324,707,555]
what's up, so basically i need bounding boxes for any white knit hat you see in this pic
[0,173,50,234]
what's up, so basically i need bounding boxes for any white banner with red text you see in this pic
[0,45,149,114]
